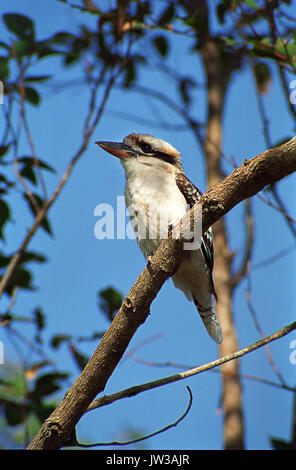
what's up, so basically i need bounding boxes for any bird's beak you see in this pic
[95,141,136,160]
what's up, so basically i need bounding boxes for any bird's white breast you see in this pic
[122,158,188,258]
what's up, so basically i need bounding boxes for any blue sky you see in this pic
[0,0,296,450]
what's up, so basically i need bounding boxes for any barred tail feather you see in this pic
[194,299,223,344]
[200,310,223,344]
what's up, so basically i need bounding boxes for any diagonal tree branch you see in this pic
[27,136,296,450]
[86,320,296,413]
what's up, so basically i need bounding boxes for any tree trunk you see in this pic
[201,38,245,450]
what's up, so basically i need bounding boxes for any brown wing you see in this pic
[175,172,217,298]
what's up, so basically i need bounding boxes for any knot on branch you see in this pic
[122,297,135,314]
[121,295,150,326]
[202,194,225,221]
[44,420,64,440]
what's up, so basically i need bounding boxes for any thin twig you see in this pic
[126,352,296,392]
[251,56,296,239]
[10,44,41,213]
[86,320,296,413]
[270,184,296,238]
[252,242,296,270]
[122,332,164,365]
[106,109,189,131]
[126,83,235,169]
[21,106,48,201]
[257,192,296,226]
[73,386,192,448]
[0,68,122,298]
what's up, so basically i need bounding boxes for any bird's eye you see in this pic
[140,142,152,153]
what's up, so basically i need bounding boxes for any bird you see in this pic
[95,133,222,344]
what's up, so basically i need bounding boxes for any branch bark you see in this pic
[27,136,296,450]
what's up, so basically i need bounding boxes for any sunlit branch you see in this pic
[86,320,296,413]
[125,352,296,393]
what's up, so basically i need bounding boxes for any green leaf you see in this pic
[249,38,274,59]
[157,3,175,25]
[274,38,296,66]
[178,77,196,107]
[98,287,123,322]
[3,267,33,295]
[33,307,46,332]
[18,156,56,173]
[253,61,272,93]
[30,400,57,424]
[2,400,27,425]
[0,143,11,158]
[216,4,227,24]
[14,38,36,57]
[64,51,81,66]
[36,41,61,59]
[30,373,69,401]
[221,36,241,47]
[244,0,258,9]
[50,32,78,43]
[23,193,53,236]
[123,59,136,88]
[0,173,15,195]
[23,251,47,264]
[24,86,40,106]
[24,74,52,83]
[0,250,47,268]
[0,41,9,50]
[249,37,296,66]
[69,344,89,370]
[0,56,9,79]
[152,35,169,57]
[182,10,198,28]
[0,199,10,240]
[20,164,37,185]
[19,155,55,185]
[0,370,27,399]
[3,13,35,40]
[50,334,72,349]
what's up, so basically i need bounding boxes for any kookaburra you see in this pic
[96,133,222,344]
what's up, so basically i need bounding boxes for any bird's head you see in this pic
[95,133,182,170]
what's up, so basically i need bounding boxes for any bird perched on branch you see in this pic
[96,133,222,344]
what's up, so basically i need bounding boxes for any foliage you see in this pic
[0,365,68,445]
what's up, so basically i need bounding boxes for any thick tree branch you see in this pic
[27,136,296,450]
